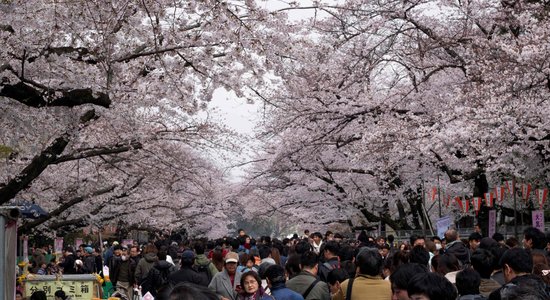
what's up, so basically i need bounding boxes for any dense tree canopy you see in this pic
[1,0,549,236]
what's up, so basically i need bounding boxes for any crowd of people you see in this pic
[20,227,550,300]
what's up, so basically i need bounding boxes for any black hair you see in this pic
[295,241,313,255]
[300,251,319,269]
[169,282,220,300]
[409,245,430,266]
[431,236,442,243]
[338,244,355,262]
[456,268,481,296]
[500,247,532,274]
[241,270,262,290]
[470,248,496,278]
[468,232,482,242]
[30,291,47,300]
[312,232,323,239]
[258,245,272,259]
[389,263,428,290]
[194,241,206,255]
[492,232,504,242]
[54,290,68,300]
[433,253,460,275]
[327,268,349,286]
[323,241,340,255]
[356,247,383,276]
[409,234,425,245]
[407,272,457,300]
[523,227,547,250]
[265,264,286,284]
[285,254,301,279]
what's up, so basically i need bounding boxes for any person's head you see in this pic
[523,227,547,250]
[327,268,349,294]
[238,229,246,237]
[224,251,239,275]
[312,232,323,244]
[492,232,505,244]
[431,236,442,250]
[409,245,430,266]
[325,230,334,241]
[455,268,480,296]
[470,248,496,279]
[356,247,383,276]
[468,232,482,251]
[265,264,286,287]
[500,247,533,283]
[407,272,457,300]
[432,253,460,275]
[300,251,319,274]
[168,282,220,300]
[390,263,428,300]
[120,245,129,260]
[323,241,340,259]
[181,250,195,267]
[378,243,390,258]
[30,291,47,300]
[258,245,272,259]
[15,290,23,300]
[410,235,426,248]
[143,243,159,254]
[129,245,140,257]
[241,271,261,295]
[376,236,387,247]
[444,229,459,243]
[54,290,68,300]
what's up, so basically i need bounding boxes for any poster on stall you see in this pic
[436,216,453,239]
[54,238,63,254]
[24,275,98,300]
[532,210,545,232]
[488,210,497,238]
[75,238,83,249]
[122,239,134,248]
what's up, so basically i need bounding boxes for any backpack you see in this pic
[141,265,172,297]
[196,262,213,283]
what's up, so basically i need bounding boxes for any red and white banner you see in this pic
[473,197,482,216]
[430,187,437,202]
[536,189,549,209]
[494,186,505,203]
[505,180,515,194]
[521,183,532,202]
[455,196,464,212]
[484,192,494,207]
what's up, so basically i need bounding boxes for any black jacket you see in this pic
[488,274,550,300]
[59,253,77,274]
[168,265,209,287]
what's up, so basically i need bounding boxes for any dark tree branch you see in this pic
[0,110,97,205]
[52,140,143,164]
[18,185,117,233]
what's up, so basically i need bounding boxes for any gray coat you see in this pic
[208,269,242,300]
[286,271,330,300]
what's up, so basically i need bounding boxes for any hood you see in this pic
[155,260,173,270]
[144,253,158,262]
[195,254,211,266]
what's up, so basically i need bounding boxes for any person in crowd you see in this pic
[389,263,428,300]
[194,240,219,284]
[431,253,461,284]
[409,245,430,268]
[285,254,302,280]
[339,244,356,279]
[111,244,137,300]
[326,268,348,299]
[376,236,387,248]
[407,272,457,300]
[318,241,340,282]
[82,246,95,273]
[47,257,60,275]
[470,248,501,297]
[142,249,178,297]
[523,227,547,251]
[488,247,550,300]
[286,251,330,300]
[169,249,209,287]
[211,246,226,272]
[265,264,304,300]
[410,235,426,248]
[431,236,443,252]
[468,232,482,253]
[311,232,324,254]
[333,247,391,300]
[16,290,23,300]
[378,243,391,261]
[237,270,271,300]
[30,291,47,300]
[444,229,470,266]
[59,246,77,274]
[456,268,485,300]
[54,290,69,300]
[209,251,243,300]
[168,282,220,300]
[135,243,158,285]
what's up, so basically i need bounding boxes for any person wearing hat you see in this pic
[168,250,208,287]
[83,246,96,274]
[208,251,242,300]
[111,244,138,300]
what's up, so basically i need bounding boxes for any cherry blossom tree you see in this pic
[242,0,550,232]
[0,0,289,236]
